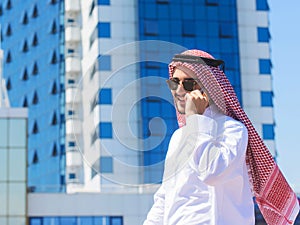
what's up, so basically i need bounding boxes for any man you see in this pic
[143,49,299,225]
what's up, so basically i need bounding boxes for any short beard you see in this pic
[175,102,186,115]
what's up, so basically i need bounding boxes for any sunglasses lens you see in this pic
[166,79,178,90]
[182,81,194,91]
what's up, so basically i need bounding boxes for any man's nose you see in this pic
[175,81,186,93]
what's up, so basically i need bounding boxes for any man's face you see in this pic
[170,69,203,114]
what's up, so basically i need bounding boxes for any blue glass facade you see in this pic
[0,0,65,192]
[138,0,242,183]
[29,216,123,225]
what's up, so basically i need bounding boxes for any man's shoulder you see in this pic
[220,114,248,134]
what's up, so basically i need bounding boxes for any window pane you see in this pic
[98,22,111,38]
[0,119,8,147]
[78,217,93,225]
[99,88,112,104]
[100,156,113,173]
[98,0,110,5]
[99,122,113,138]
[60,217,76,225]
[144,20,158,36]
[68,142,75,147]
[262,124,275,140]
[9,148,26,181]
[29,217,42,225]
[219,23,234,38]
[98,55,111,71]
[9,119,27,148]
[207,22,218,37]
[259,59,271,74]
[257,27,270,42]
[261,91,273,107]
[110,216,123,225]
[0,184,7,215]
[0,150,7,181]
[182,20,195,36]
[43,216,59,225]
[69,173,76,179]
[94,216,105,225]
[8,183,26,216]
[256,0,269,11]
[8,217,26,225]
[0,218,7,224]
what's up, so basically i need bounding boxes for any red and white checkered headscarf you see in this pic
[169,49,299,225]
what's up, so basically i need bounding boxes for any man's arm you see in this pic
[186,114,248,185]
[143,185,165,225]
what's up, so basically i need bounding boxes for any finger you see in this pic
[191,89,202,96]
[202,92,209,103]
[185,92,191,101]
[190,90,205,100]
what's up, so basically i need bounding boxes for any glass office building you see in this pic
[0,107,27,225]
[0,0,65,193]
[0,0,279,224]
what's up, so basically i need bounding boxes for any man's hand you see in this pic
[185,90,209,117]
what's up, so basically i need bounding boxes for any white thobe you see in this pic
[143,106,255,225]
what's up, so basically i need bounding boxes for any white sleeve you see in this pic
[185,114,248,185]
[143,185,165,225]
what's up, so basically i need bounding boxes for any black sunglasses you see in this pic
[166,78,199,92]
